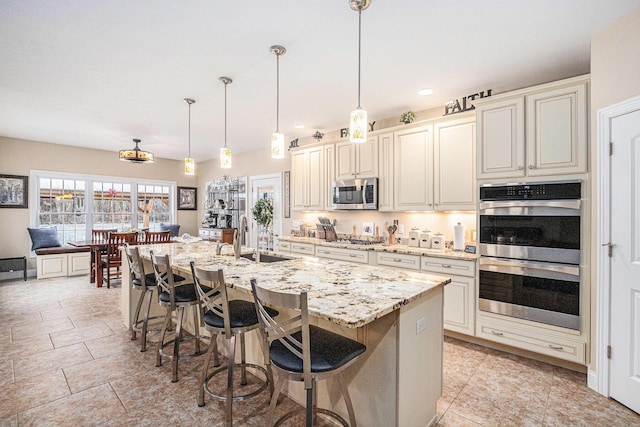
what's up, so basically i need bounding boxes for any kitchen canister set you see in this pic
[404,222,465,251]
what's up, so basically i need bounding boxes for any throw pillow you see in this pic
[160,223,180,238]
[28,227,62,251]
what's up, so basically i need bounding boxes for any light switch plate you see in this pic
[416,316,426,334]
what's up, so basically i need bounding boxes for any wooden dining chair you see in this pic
[101,231,138,288]
[144,230,172,244]
[91,228,117,244]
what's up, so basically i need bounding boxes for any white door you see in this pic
[609,107,640,414]
[249,174,282,251]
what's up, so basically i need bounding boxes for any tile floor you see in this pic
[1,275,639,426]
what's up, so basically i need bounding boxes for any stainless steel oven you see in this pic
[478,181,582,330]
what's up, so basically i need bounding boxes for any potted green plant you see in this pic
[251,198,273,228]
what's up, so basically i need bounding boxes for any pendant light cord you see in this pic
[187,102,191,157]
[357,9,362,109]
[276,53,280,132]
[224,82,228,148]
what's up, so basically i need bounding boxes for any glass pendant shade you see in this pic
[184,157,195,175]
[119,139,154,163]
[350,107,368,143]
[220,146,232,168]
[271,132,284,159]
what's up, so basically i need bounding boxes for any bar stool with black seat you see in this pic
[251,279,366,427]
[124,243,182,352]
[150,251,208,382]
[190,262,278,427]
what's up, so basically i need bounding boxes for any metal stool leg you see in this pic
[156,308,172,367]
[199,335,218,407]
[131,289,145,341]
[172,307,185,382]
[240,333,247,386]
[140,289,155,352]
[338,374,357,427]
[226,334,236,427]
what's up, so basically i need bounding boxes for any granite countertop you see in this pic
[277,235,478,261]
[136,241,450,329]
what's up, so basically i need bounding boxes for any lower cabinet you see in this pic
[290,242,315,256]
[275,240,291,253]
[476,316,585,364]
[316,246,369,264]
[421,256,476,336]
[376,252,421,270]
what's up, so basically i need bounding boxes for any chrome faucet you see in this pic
[216,241,231,255]
[238,214,248,246]
[232,229,241,260]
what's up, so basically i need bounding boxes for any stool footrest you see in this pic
[204,363,270,402]
[274,407,350,427]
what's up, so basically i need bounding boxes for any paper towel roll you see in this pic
[454,222,465,251]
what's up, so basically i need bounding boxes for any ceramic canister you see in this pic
[431,232,445,250]
[408,229,420,247]
[419,230,432,248]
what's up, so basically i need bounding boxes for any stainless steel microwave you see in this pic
[331,178,378,210]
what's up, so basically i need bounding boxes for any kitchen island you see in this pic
[121,241,450,427]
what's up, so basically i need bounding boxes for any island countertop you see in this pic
[136,241,451,328]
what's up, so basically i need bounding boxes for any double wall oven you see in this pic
[478,181,582,330]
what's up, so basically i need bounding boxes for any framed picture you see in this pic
[177,186,197,210]
[283,170,291,219]
[0,174,28,208]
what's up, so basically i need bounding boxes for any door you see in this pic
[609,107,640,413]
[249,174,282,251]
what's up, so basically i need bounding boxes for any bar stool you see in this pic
[150,251,208,382]
[190,262,278,427]
[251,279,366,427]
[124,244,183,352]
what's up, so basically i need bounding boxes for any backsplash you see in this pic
[293,211,477,245]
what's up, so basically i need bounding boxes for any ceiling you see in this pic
[1,1,639,162]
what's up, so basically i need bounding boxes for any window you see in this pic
[30,171,176,244]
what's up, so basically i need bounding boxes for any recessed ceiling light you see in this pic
[294,124,305,129]
[418,89,434,96]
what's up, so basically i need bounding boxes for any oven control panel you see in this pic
[480,181,581,201]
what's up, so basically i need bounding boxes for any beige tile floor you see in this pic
[1,275,639,426]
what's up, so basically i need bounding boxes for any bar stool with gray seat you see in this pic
[150,251,209,382]
[251,278,366,427]
[124,244,184,352]
[190,262,278,427]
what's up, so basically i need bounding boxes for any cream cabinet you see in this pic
[433,119,476,211]
[291,146,324,211]
[421,256,476,336]
[476,77,588,179]
[335,136,379,180]
[393,125,433,210]
[290,241,315,255]
[316,246,369,264]
[324,144,335,209]
[377,132,394,211]
[377,252,421,270]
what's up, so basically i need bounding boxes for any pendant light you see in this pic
[219,76,233,169]
[184,98,196,175]
[349,0,370,143]
[119,138,154,163]
[270,45,286,159]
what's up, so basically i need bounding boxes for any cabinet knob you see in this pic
[528,165,535,169]
[517,166,524,170]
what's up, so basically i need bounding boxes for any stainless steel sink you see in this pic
[239,253,292,263]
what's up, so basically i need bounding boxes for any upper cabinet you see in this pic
[335,136,379,180]
[291,145,324,211]
[434,119,476,211]
[476,76,588,180]
[377,132,394,212]
[394,125,434,210]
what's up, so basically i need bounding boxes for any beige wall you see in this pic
[0,136,199,268]
[589,6,640,370]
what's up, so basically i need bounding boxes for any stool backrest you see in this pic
[150,251,178,311]
[92,228,117,243]
[124,243,147,289]
[190,262,230,335]
[144,230,171,244]
[251,278,312,388]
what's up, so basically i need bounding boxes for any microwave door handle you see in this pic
[361,182,367,204]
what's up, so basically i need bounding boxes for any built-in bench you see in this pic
[35,246,91,279]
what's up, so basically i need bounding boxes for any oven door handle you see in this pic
[479,257,580,281]
[479,200,581,216]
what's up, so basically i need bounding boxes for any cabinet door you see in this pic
[434,120,476,211]
[306,147,324,210]
[525,83,587,176]
[443,275,475,335]
[335,137,378,179]
[476,97,525,179]
[291,150,308,211]
[378,132,394,211]
[324,144,335,209]
[394,125,433,210]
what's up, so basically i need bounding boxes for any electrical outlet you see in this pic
[416,316,426,334]
[398,224,405,234]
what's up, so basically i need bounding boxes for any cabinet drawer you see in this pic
[199,229,211,238]
[476,319,585,364]
[316,246,369,264]
[376,252,421,270]
[277,241,291,252]
[290,242,315,255]
[421,256,475,277]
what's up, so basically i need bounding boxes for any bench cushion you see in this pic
[35,245,91,255]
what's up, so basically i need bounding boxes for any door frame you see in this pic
[248,173,282,250]
[594,94,640,395]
